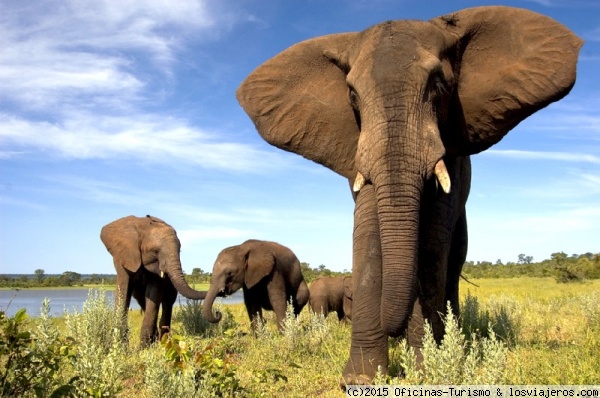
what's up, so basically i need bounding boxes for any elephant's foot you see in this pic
[339,373,375,391]
[339,346,388,390]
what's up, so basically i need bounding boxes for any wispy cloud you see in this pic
[486,149,600,164]
[0,112,290,172]
[522,0,600,7]
[0,1,226,111]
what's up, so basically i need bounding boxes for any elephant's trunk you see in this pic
[374,168,421,337]
[164,252,207,300]
[202,282,222,323]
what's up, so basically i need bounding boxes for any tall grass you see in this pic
[3,278,599,396]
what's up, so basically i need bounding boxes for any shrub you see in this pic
[0,300,75,398]
[175,299,237,337]
[139,331,246,397]
[389,303,508,384]
[63,288,129,397]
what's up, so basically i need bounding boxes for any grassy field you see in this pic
[2,278,599,397]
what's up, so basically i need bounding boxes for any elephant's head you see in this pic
[202,240,275,323]
[100,215,207,300]
[236,6,582,336]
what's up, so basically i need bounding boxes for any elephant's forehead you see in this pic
[348,21,448,85]
[357,20,447,59]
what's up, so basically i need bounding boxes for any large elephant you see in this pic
[309,276,353,321]
[100,215,207,347]
[236,6,582,384]
[202,239,309,332]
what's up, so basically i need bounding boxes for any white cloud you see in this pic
[178,227,253,246]
[0,112,290,172]
[486,149,600,164]
[0,0,235,110]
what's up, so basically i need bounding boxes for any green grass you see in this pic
[3,278,599,397]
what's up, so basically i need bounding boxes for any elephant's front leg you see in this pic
[141,281,163,347]
[158,280,177,341]
[342,185,387,385]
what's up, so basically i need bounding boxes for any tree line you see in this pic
[0,262,350,288]
[463,251,600,282]
[1,252,597,288]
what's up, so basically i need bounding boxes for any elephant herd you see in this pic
[100,6,582,387]
[101,215,351,346]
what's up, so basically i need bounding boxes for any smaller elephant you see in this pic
[100,215,207,347]
[309,276,353,321]
[202,239,309,332]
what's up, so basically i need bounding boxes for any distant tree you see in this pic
[34,269,45,283]
[59,271,82,286]
[517,254,533,264]
[495,259,503,266]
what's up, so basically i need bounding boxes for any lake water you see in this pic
[0,288,244,317]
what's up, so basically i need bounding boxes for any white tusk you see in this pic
[353,172,366,193]
[160,271,165,278]
[434,159,451,194]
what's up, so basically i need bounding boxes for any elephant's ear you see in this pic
[431,6,583,155]
[244,246,276,289]
[100,216,142,273]
[343,277,353,300]
[236,33,360,180]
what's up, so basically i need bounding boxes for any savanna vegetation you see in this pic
[2,251,597,290]
[0,262,350,289]
[2,276,599,397]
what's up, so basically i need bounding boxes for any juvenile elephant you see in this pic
[236,6,582,384]
[309,276,353,321]
[100,215,207,347]
[202,239,309,332]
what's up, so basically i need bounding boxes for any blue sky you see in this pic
[1,0,598,275]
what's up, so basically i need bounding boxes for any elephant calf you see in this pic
[309,276,353,321]
[202,239,309,332]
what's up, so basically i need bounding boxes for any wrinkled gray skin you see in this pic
[202,239,309,332]
[100,215,207,347]
[236,6,582,385]
[309,276,353,321]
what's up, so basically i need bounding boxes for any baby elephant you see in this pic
[309,276,353,321]
[202,239,309,332]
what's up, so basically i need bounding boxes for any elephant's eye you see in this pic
[348,87,359,110]
[348,87,362,128]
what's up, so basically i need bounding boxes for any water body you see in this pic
[0,288,244,317]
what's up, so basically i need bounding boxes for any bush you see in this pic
[63,288,129,397]
[0,300,75,398]
[175,299,237,337]
[388,303,508,384]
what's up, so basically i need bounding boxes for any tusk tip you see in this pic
[353,172,366,192]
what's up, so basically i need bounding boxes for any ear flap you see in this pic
[343,276,353,300]
[100,216,142,273]
[244,245,276,289]
[431,6,583,154]
[236,33,360,180]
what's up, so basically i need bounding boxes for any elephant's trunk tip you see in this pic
[202,285,223,323]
